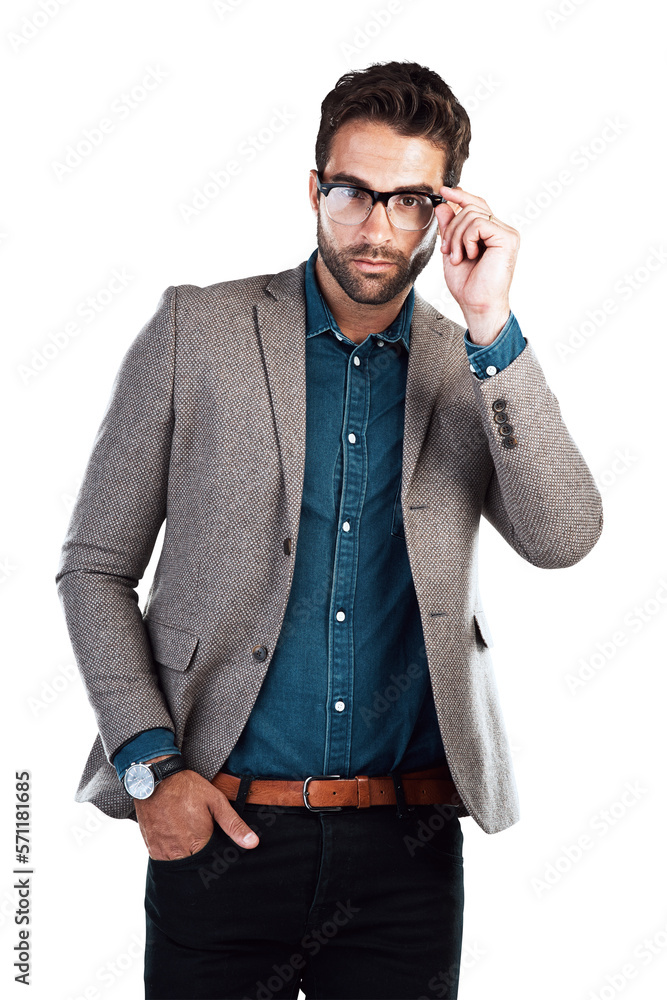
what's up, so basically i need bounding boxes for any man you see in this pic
[56,61,603,999]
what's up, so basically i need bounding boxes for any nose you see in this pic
[357,198,394,244]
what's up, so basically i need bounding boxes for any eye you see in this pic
[340,186,364,200]
[396,194,428,209]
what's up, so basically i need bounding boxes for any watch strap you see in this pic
[151,755,187,783]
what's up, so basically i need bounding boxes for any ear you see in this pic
[308,169,320,214]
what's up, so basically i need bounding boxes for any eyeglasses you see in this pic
[315,171,444,231]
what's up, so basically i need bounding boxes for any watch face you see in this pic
[124,763,155,799]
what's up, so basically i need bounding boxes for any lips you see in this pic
[351,258,396,272]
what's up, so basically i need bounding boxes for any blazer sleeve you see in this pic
[55,285,178,763]
[474,336,603,568]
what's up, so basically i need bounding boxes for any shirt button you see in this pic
[334,700,345,712]
[353,356,360,366]
[342,521,351,532]
[336,610,346,622]
[486,365,498,376]
[348,432,356,444]
[469,363,476,372]
[335,332,342,340]
[377,339,384,347]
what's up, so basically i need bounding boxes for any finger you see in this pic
[148,824,214,861]
[141,814,207,861]
[438,185,492,215]
[454,213,490,261]
[211,790,260,848]
[441,204,486,253]
[433,201,458,239]
[449,212,505,263]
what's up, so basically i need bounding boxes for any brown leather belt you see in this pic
[211,764,462,811]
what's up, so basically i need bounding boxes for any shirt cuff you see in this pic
[112,727,181,782]
[464,311,526,379]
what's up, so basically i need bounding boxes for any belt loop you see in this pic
[390,770,415,820]
[234,774,254,819]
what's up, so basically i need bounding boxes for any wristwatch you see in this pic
[123,755,187,799]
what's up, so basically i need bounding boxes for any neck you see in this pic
[314,254,410,345]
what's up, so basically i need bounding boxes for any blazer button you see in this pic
[283,537,292,556]
[492,399,507,412]
[498,423,514,436]
[501,436,518,449]
[493,410,509,424]
[252,645,268,661]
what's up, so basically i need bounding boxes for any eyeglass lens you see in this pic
[325,186,435,231]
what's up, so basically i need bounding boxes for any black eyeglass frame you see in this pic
[315,171,445,230]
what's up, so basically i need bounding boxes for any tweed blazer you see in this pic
[55,259,603,835]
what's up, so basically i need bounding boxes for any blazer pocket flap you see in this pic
[144,618,199,672]
[473,610,494,648]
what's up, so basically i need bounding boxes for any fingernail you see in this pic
[243,831,259,845]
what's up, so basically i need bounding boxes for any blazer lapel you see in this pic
[255,263,308,537]
[401,293,456,499]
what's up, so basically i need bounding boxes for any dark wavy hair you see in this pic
[315,61,471,189]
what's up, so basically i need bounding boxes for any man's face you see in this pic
[309,119,447,305]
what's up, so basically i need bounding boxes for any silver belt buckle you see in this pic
[303,775,343,811]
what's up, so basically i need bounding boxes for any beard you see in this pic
[316,214,438,305]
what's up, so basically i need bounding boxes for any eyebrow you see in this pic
[328,172,437,195]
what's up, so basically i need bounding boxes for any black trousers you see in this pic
[144,789,464,1000]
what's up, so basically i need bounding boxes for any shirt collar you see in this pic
[304,248,413,350]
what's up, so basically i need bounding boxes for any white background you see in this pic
[2,1,666,998]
